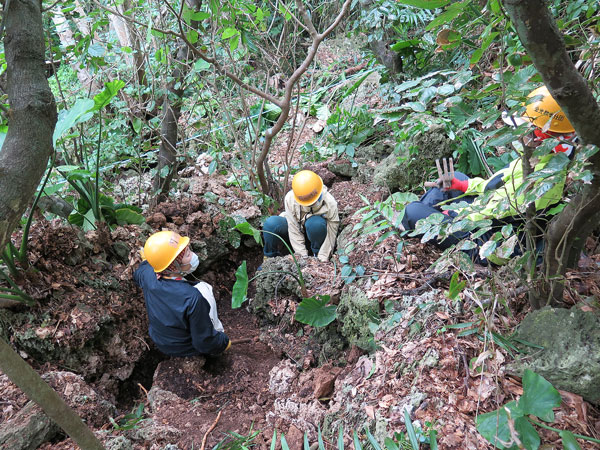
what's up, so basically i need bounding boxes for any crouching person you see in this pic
[263,170,339,262]
[134,230,230,356]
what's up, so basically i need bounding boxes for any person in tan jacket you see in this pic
[263,170,339,262]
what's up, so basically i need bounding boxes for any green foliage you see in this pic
[446,271,466,301]
[231,221,306,308]
[67,191,144,231]
[212,426,260,450]
[295,295,337,327]
[268,421,438,450]
[477,369,600,449]
[231,261,248,309]
[325,105,375,159]
[110,403,147,431]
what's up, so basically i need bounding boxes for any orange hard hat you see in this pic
[291,170,323,206]
[523,86,574,133]
[143,230,189,272]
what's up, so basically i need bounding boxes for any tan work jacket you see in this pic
[282,186,339,261]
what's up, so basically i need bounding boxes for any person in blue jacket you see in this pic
[134,230,230,356]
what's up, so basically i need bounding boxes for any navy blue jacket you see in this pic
[134,261,229,356]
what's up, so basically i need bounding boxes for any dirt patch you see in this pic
[134,291,282,449]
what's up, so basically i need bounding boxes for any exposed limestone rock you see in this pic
[337,286,379,351]
[106,436,134,450]
[251,256,309,323]
[0,402,58,450]
[509,306,600,404]
[373,123,454,191]
[269,360,299,395]
[0,371,114,450]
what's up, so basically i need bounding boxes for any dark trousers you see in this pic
[401,172,493,263]
[401,172,545,264]
[263,215,327,257]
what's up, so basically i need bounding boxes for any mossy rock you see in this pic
[251,256,307,324]
[337,286,380,351]
[509,306,600,404]
[373,123,454,191]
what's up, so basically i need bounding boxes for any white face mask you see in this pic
[187,252,199,273]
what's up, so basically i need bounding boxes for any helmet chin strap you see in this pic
[159,256,191,279]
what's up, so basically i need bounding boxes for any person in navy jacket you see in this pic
[134,230,230,356]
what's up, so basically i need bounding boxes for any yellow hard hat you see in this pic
[523,86,574,133]
[143,230,189,272]
[292,170,323,206]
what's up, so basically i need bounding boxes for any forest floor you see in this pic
[1,39,600,450]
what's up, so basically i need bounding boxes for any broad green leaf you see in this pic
[495,234,518,260]
[231,261,248,308]
[280,434,290,450]
[233,222,262,244]
[425,1,470,31]
[470,48,484,65]
[115,207,145,225]
[82,207,98,231]
[514,416,540,450]
[438,84,455,96]
[402,101,426,112]
[560,430,582,450]
[395,78,421,93]
[518,369,561,422]
[88,43,105,57]
[479,240,497,259]
[186,29,199,44]
[295,295,337,327]
[93,80,125,111]
[390,192,419,205]
[53,98,95,146]
[316,104,330,121]
[396,0,450,8]
[390,39,422,51]
[476,401,523,448]
[194,59,211,72]
[222,27,239,39]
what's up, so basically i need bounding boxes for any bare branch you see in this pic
[295,0,317,37]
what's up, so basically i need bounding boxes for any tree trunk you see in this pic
[152,0,202,204]
[0,0,57,253]
[504,0,600,307]
[0,1,102,447]
[0,338,105,449]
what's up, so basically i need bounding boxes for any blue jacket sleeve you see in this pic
[188,292,229,355]
[133,261,152,287]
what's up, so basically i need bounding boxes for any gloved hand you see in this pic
[446,177,469,192]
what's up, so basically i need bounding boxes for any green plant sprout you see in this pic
[477,369,600,449]
[54,81,144,231]
[109,403,147,431]
[231,221,337,328]
[270,418,438,450]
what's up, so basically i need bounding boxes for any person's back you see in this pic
[134,231,230,357]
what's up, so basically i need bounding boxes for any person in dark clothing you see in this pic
[134,230,230,357]
[401,86,577,265]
